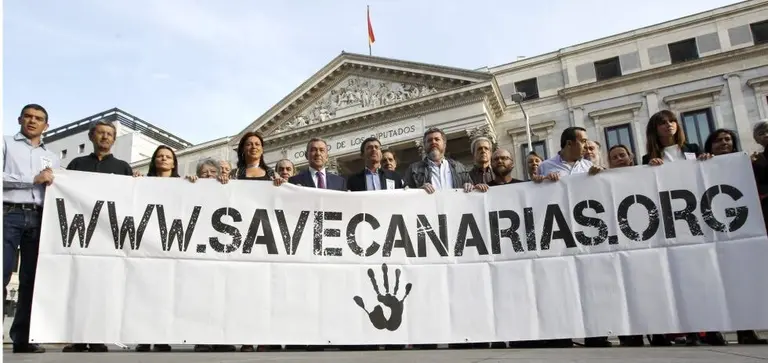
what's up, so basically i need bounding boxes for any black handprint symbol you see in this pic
[353,263,412,331]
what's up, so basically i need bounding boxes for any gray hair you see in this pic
[305,137,329,156]
[754,121,768,143]
[88,120,117,137]
[275,158,294,169]
[196,158,221,176]
[470,137,493,156]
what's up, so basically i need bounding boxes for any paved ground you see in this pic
[5,330,768,362]
[3,345,768,363]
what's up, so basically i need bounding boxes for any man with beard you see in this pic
[583,140,603,168]
[3,104,58,354]
[347,137,404,192]
[488,148,523,186]
[403,128,476,194]
[469,136,494,185]
[61,120,133,353]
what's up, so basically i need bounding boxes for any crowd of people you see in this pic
[3,103,767,354]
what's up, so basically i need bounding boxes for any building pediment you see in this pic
[232,52,498,146]
[271,74,446,135]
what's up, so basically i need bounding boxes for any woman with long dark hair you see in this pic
[232,131,274,181]
[704,128,739,155]
[642,110,712,166]
[642,111,717,347]
[229,132,279,352]
[135,145,178,353]
[146,145,180,178]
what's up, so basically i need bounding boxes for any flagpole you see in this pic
[367,5,372,56]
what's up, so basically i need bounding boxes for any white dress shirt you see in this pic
[310,166,327,188]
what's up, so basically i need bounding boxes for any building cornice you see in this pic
[43,107,193,150]
[588,102,644,120]
[506,120,557,137]
[662,85,725,104]
[503,94,564,114]
[559,43,768,98]
[747,75,768,89]
[490,0,767,74]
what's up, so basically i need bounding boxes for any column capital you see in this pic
[466,124,497,146]
[326,157,340,175]
[667,100,677,112]
[723,72,742,80]
[413,140,424,158]
[641,90,658,97]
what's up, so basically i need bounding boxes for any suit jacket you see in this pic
[346,169,405,191]
[641,143,701,165]
[288,169,347,191]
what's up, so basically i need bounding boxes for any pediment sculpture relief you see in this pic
[273,76,441,134]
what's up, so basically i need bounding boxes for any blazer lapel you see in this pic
[305,170,316,188]
[378,170,388,190]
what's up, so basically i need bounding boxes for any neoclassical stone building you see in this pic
[132,0,768,181]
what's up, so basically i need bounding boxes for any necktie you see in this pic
[316,171,326,189]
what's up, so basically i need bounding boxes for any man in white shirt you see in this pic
[535,126,602,182]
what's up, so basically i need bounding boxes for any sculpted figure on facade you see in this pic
[274,76,441,134]
[467,124,497,147]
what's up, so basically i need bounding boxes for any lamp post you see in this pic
[510,92,533,153]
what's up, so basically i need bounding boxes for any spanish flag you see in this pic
[367,5,375,55]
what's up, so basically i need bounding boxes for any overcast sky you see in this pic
[3,0,741,144]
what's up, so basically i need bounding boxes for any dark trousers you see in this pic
[3,206,42,347]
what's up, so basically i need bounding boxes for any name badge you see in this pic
[684,152,696,161]
[386,179,395,190]
[40,156,52,170]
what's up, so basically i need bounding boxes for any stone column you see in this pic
[414,140,424,159]
[631,108,647,157]
[326,157,340,175]
[725,73,757,151]
[644,90,659,116]
[748,77,768,120]
[545,126,555,159]
[591,116,601,139]
[570,106,585,128]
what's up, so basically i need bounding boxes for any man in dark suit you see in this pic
[62,120,134,353]
[288,137,346,191]
[344,137,405,352]
[347,137,404,192]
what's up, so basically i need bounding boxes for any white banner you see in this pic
[30,152,768,345]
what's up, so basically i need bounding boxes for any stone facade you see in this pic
[132,0,768,181]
